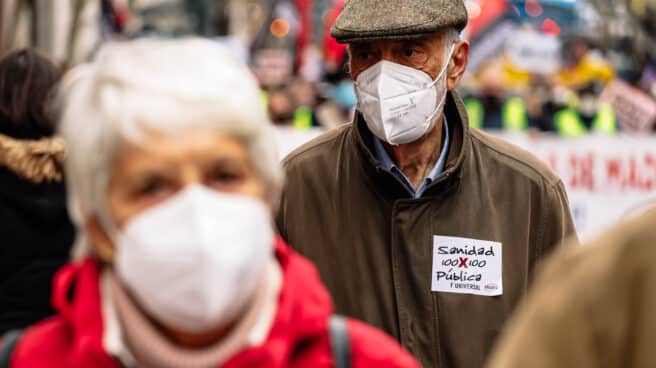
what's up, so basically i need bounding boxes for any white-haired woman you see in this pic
[0,39,418,368]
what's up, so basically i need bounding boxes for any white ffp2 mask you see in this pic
[355,46,454,145]
[115,185,274,333]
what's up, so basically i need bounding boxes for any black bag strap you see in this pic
[329,315,351,368]
[0,330,23,368]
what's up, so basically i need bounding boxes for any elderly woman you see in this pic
[0,39,418,368]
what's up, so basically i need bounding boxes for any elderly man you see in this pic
[277,0,578,367]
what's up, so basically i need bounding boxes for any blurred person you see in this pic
[287,78,320,129]
[316,59,357,129]
[556,38,615,90]
[487,209,656,368]
[464,61,503,129]
[277,0,577,367]
[525,76,558,132]
[0,49,74,334]
[640,59,656,99]
[315,78,357,129]
[552,82,617,138]
[0,39,419,368]
[464,60,529,131]
[267,86,297,125]
[250,0,299,86]
[332,79,357,112]
[288,78,317,108]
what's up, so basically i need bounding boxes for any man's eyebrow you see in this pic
[398,38,430,47]
[350,42,374,50]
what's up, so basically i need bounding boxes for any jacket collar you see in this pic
[351,91,471,199]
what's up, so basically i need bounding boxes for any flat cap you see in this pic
[331,0,468,44]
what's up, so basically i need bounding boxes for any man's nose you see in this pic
[380,48,396,63]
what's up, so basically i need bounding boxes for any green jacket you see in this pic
[277,91,578,368]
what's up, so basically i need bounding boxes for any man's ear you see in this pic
[447,40,470,91]
[85,216,116,263]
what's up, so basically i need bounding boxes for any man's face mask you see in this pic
[354,44,455,145]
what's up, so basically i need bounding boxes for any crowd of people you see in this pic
[1,0,656,368]
[460,35,656,135]
[255,29,656,136]
[96,0,656,135]
[225,1,656,136]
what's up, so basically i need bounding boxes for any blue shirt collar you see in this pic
[373,116,450,198]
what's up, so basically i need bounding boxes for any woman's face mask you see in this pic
[116,185,273,333]
[90,129,274,333]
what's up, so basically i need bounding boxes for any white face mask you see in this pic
[355,45,454,145]
[114,185,274,333]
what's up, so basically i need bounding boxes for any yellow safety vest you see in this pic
[501,97,529,131]
[293,106,313,130]
[464,97,484,130]
[593,103,617,134]
[464,97,528,131]
[554,104,617,138]
[260,90,269,108]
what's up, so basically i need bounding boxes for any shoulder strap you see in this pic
[329,315,351,368]
[0,330,23,368]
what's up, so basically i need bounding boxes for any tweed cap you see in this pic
[331,0,468,44]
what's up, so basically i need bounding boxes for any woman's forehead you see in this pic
[114,130,247,165]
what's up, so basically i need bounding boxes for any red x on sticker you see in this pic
[459,257,468,268]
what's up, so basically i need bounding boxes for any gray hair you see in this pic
[57,38,283,260]
[444,27,461,47]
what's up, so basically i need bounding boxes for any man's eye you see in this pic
[357,51,371,60]
[397,46,428,66]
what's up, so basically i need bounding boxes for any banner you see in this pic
[599,79,656,132]
[275,127,656,241]
[496,132,656,240]
[505,29,561,74]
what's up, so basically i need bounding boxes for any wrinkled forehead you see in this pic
[347,32,445,51]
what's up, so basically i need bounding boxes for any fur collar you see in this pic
[0,133,65,183]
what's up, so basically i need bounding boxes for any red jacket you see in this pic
[4,238,419,368]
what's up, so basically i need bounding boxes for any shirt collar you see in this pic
[372,115,450,197]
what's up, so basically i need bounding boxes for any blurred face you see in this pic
[88,128,267,260]
[563,41,589,68]
[348,31,469,91]
[288,79,316,107]
[268,90,295,124]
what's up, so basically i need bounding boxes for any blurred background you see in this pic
[2,0,656,238]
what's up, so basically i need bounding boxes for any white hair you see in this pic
[57,38,283,260]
